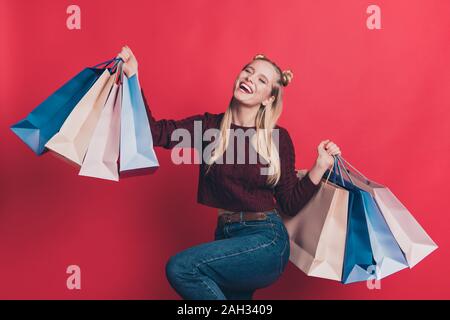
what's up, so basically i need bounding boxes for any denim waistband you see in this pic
[217,208,281,223]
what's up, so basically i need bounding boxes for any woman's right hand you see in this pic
[315,139,341,170]
[117,45,139,78]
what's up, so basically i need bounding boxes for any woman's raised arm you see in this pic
[141,87,216,150]
[118,45,218,150]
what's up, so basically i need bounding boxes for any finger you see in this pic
[125,45,134,55]
[329,149,341,156]
[318,142,326,150]
[122,48,130,58]
[325,142,335,149]
[326,149,338,156]
[121,47,130,60]
[124,46,132,57]
[328,144,339,151]
[327,147,340,154]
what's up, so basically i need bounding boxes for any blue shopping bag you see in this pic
[335,167,376,284]
[336,157,408,279]
[337,155,438,268]
[327,157,408,283]
[119,74,159,172]
[10,58,120,155]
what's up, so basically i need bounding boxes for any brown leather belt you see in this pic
[217,209,276,226]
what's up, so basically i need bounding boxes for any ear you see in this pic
[262,95,275,107]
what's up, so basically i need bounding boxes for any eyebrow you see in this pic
[245,65,269,82]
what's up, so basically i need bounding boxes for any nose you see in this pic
[244,74,254,84]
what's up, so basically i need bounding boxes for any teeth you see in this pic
[240,82,252,93]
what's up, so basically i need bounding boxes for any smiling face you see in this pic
[233,59,280,108]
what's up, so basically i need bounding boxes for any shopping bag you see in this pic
[337,158,409,280]
[280,162,349,281]
[10,58,118,155]
[339,177,376,283]
[45,61,118,165]
[328,159,408,283]
[119,74,159,172]
[79,62,123,181]
[337,156,438,268]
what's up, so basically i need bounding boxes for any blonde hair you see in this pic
[205,54,293,187]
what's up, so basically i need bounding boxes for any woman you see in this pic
[117,46,342,300]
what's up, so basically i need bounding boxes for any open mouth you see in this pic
[238,81,253,94]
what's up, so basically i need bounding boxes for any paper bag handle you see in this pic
[318,155,344,190]
[337,155,370,183]
[92,57,121,69]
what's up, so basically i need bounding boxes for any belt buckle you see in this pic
[219,212,234,225]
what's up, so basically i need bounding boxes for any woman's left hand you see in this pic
[316,139,342,170]
[117,45,139,78]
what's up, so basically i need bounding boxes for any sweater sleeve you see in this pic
[141,87,216,150]
[274,128,322,217]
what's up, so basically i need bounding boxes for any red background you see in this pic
[1,0,449,299]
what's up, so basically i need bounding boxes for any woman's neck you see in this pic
[231,101,260,127]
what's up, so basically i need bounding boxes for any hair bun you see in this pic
[281,70,293,86]
[253,53,266,60]
[252,54,293,87]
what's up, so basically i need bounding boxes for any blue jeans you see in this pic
[165,209,290,300]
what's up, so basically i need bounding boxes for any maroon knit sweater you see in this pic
[141,90,321,217]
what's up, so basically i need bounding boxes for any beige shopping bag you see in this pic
[78,66,122,181]
[337,156,438,268]
[280,167,349,281]
[45,68,116,165]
